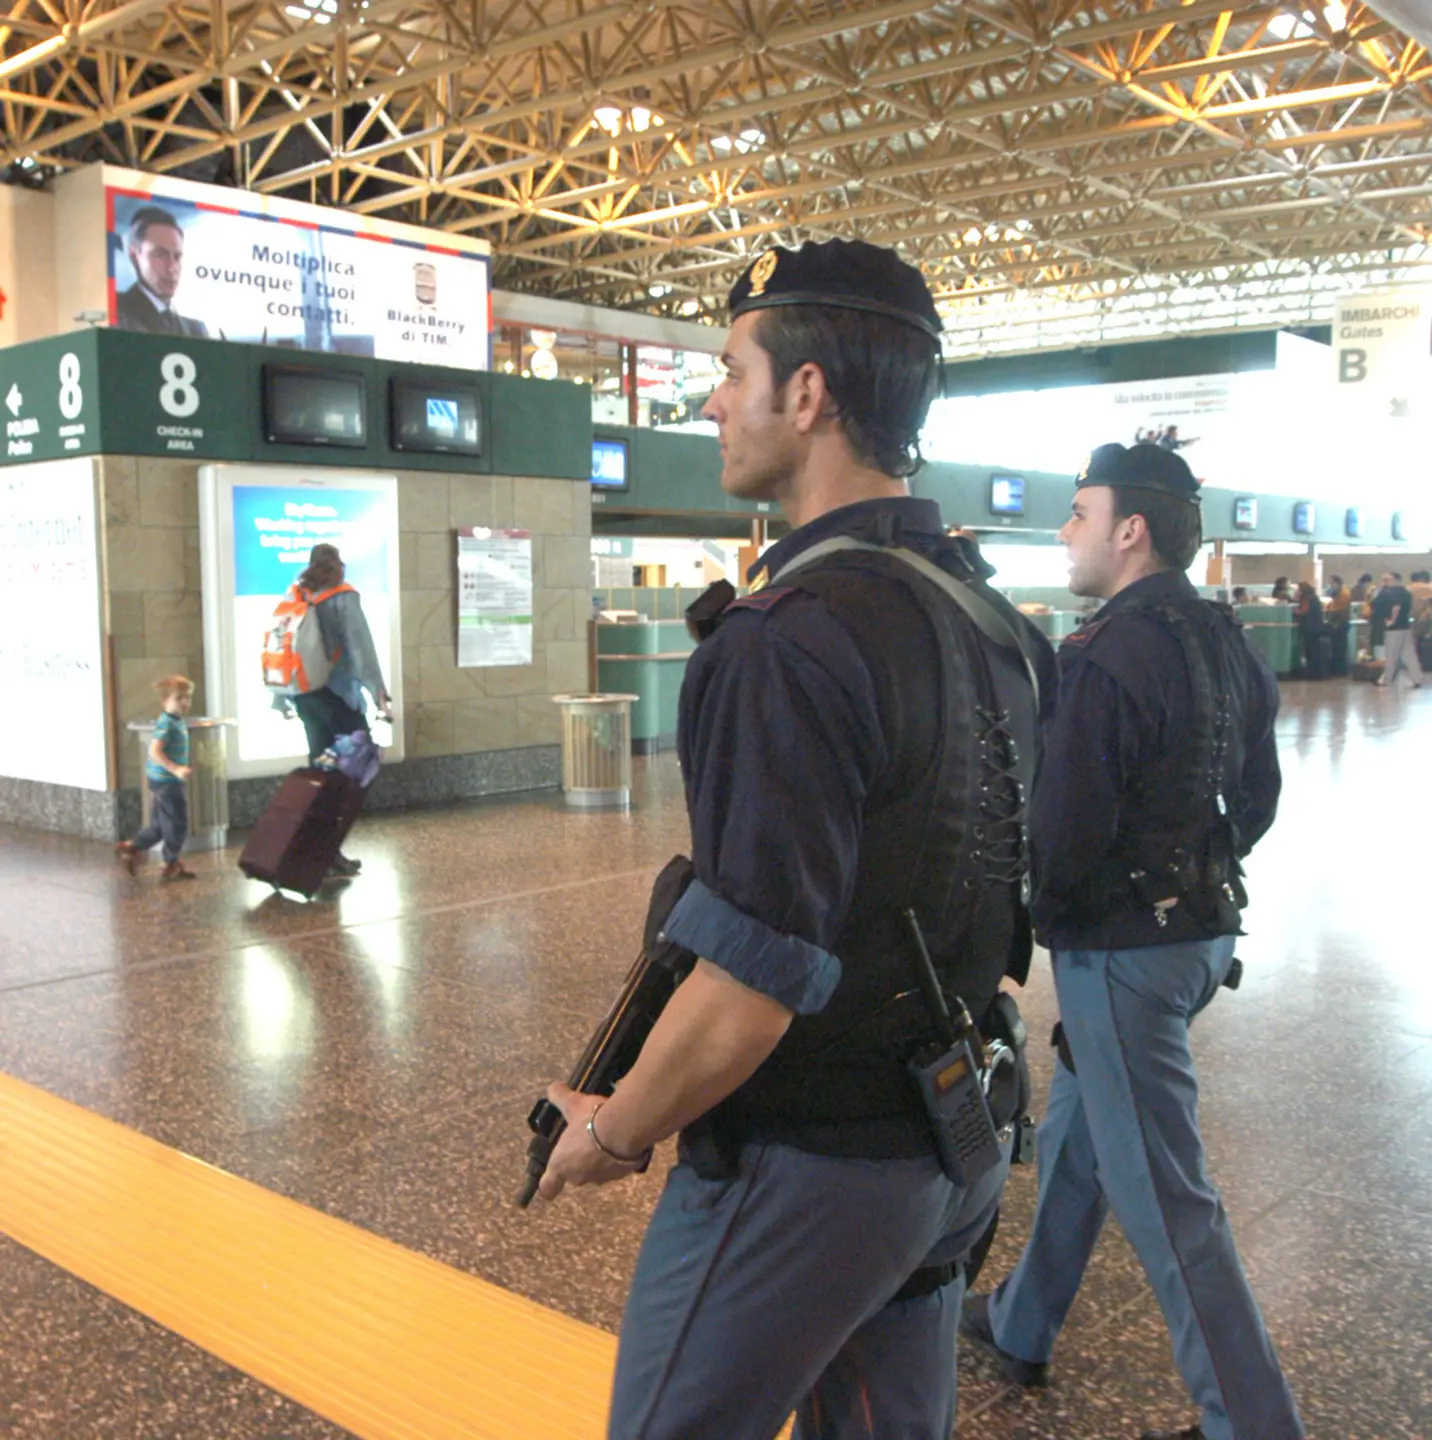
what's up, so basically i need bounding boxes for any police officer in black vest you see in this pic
[962,443,1304,1440]
[535,239,1051,1438]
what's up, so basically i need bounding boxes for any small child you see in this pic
[117,675,196,880]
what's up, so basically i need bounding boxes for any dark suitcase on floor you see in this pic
[238,768,366,899]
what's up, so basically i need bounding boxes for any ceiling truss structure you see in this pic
[0,0,1429,355]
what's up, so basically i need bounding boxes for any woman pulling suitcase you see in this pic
[278,542,391,878]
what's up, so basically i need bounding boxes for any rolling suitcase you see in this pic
[238,768,366,898]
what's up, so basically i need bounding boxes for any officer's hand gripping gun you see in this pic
[516,856,697,1209]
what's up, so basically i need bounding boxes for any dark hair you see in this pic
[1110,486,1203,570]
[128,205,182,246]
[1392,571,1403,582]
[754,306,939,479]
[298,543,344,591]
[1359,572,1373,584]
[1330,574,1343,585]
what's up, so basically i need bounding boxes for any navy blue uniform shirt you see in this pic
[662,497,953,1015]
[1030,569,1281,952]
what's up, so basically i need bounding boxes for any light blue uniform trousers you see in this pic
[988,937,1304,1440]
[608,1137,1009,1440]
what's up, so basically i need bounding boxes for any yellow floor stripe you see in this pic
[0,1071,614,1439]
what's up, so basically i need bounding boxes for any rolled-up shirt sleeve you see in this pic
[673,592,886,1014]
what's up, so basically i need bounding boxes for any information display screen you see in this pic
[390,377,482,455]
[989,473,1025,516]
[263,366,366,447]
[592,437,630,490]
[1233,497,1258,530]
[1345,507,1363,539]
[1292,501,1316,536]
[1392,512,1405,542]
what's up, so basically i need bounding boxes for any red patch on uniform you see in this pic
[729,587,798,613]
[1061,616,1110,647]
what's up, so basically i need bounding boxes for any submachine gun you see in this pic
[516,855,697,1208]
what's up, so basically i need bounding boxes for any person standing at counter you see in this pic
[1270,576,1292,603]
[1325,576,1351,677]
[1294,582,1327,679]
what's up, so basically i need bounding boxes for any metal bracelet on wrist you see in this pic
[586,1102,652,1167]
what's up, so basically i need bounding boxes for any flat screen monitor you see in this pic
[1233,497,1258,530]
[389,377,482,455]
[1345,506,1363,539]
[592,437,629,491]
[1292,501,1316,536]
[263,366,366,448]
[1392,511,1405,542]
[989,473,1025,516]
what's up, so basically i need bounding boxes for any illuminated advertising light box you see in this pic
[199,466,403,778]
[1233,497,1258,530]
[0,458,108,791]
[1292,502,1316,536]
[1345,507,1364,539]
[104,166,492,369]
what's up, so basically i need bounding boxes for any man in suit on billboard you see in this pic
[115,205,210,337]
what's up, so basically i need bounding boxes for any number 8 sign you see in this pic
[159,352,200,418]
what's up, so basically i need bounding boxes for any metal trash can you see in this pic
[128,717,235,851]
[551,693,639,809]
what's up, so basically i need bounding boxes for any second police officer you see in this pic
[963,443,1304,1440]
[535,239,1053,1437]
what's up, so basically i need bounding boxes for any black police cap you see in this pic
[727,239,942,340]
[1076,441,1201,505]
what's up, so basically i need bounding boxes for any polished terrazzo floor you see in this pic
[1,681,1429,1439]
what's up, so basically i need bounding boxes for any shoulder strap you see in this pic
[772,536,1042,709]
[306,582,356,606]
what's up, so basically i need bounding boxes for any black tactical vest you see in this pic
[702,539,1043,1159]
[1084,593,1253,930]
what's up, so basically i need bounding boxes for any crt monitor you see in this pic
[592,437,629,490]
[1233,497,1258,530]
[390,377,482,455]
[263,366,366,447]
[989,473,1025,516]
[1292,501,1316,536]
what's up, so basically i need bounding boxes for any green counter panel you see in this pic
[595,620,695,749]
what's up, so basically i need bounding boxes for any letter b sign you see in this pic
[1338,348,1367,384]
[159,352,200,417]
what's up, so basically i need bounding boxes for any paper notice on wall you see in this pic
[457,529,533,668]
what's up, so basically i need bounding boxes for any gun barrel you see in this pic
[515,1126,562,1208]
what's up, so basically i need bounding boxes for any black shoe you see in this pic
[1139,1426,1204,1440]
[959,1293,1050,1388]
[328,853,361,878]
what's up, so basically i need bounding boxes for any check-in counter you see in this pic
[1237,608,1300,676]
[594,620,697,753]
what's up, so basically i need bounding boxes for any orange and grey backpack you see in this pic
[261,583,353,695]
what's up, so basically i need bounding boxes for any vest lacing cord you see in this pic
[973,707,1028,888]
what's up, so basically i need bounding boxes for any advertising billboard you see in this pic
[106,167,491,370]
[199,466,403,779]
[0,458,108,791]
